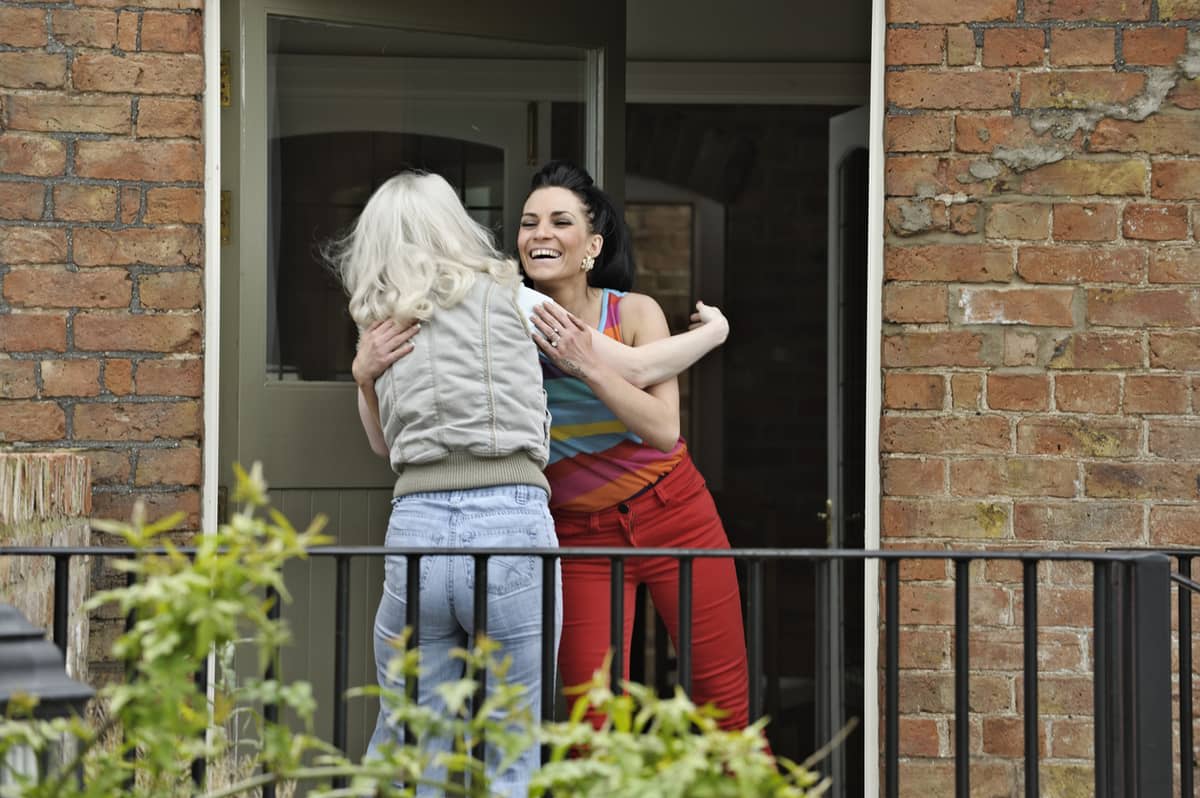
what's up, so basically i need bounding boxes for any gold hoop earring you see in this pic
[581,255,595,272]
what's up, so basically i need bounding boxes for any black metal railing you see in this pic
[1,545,1186,797]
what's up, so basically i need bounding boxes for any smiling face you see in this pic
[518,186,603,287]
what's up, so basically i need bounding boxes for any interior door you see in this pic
[819,105,869,798]
[219,0,625,757]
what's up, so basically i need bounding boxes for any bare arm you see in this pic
[352,319,420,458]
[531,300,728,389]
[535,293,680,452]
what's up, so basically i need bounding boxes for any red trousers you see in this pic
[552,455,751,730]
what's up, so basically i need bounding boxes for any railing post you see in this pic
[1094,554,1173,797]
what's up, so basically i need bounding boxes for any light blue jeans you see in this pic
[367,484,560,797]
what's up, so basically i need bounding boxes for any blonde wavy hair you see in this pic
[329,171,519,326]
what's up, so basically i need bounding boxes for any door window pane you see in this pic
[265,15,586,380]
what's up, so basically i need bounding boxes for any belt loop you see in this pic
[589,512,601,533]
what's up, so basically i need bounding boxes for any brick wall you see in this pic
[0,0,204,683]
[884,1,1200,793]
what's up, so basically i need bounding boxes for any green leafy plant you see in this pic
[0,464,837,798]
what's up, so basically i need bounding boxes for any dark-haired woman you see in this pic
[520,160,753,731]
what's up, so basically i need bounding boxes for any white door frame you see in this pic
[201,2,887,792]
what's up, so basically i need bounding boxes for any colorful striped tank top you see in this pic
[542,288,687,512]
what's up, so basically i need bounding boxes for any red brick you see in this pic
[1026,0,1150,21]
[104,359,133,396]
[883,331,991,367]
[135,445,201,485]
[1151,332,1200,368]
[952,373,983,409]
[116,10,137,51]
[0,227,67,264]
[886,116,952,152]
[0,361,37,399]
[954,114,1046,153]
[983,28,1044,67]
[0,8,48,47]
[1091,115,1200,155]
[120,187,140,225]
[987,374,1049,410]
[882,415,1011,454]
[74,401,201,441]
[887,28,944,65]
[84,449,131,485]
[0,133,67,177]
[135,358,202,396]
[1087,287,1200,327]
[1017,246,1144,284]
[139,11,201,52]
[91,489,200,531]
[1049,719,1094,758]
[0,401,65,442]
[888,70,1014,110]
[946,26,978,65]
[53,185,117,222]
[982,716,1044,757]
[883,283,946,323]
[1168,76,1200,109]
[1148,421,1200,459]
[7,95,129,135]
[74,227,201,267]
[898,760,1017,797]
[884,373,944,409]
[1009,159,1146,196]
[1052,202,1119,241]
[41,359,102,397]
[1150,249,1200,284]
[1025,587,1095,628]
[1150,504,1200,545]
[898,716,941,757]
[136,97,201,139]
[883,499,1012,542]
[3,266,130,309]
[51,10,118,48]
[144,188,201,224]
[985,202,1050,240]
[0,54,66,90]
[885,244,1012,282]
[889,0,1017,23]
[1122,203,1189,241]
[883,457,945,496]
[898,584,1014,627]
[1124,374,1188,413]
[0,312,67,352]
[138,271,201,310]
[1151,160,1200,199]
[1085,462,1200,499]
[1016,416,1139,457]
[951,457,1076,497]
[1123,27,1188,65]
[1049,331,1143,369]
[72,52,202,95]
[73,312,202,353]
[957,286,1075,326]
[0,183,45,221]
[1021,72,1144,109]
[1049,27,1116,65]
[1054,373,1121,413]
[75,140,202,182]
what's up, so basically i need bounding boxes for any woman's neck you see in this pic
[537,280,601,323]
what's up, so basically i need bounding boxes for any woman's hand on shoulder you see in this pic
[352,319,420,387]
[531,302,599,380]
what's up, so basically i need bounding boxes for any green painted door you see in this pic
[219,0,626,760]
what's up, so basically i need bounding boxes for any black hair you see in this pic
[528,160,635,292]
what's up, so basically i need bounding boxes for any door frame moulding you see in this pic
[201,4,885,790]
